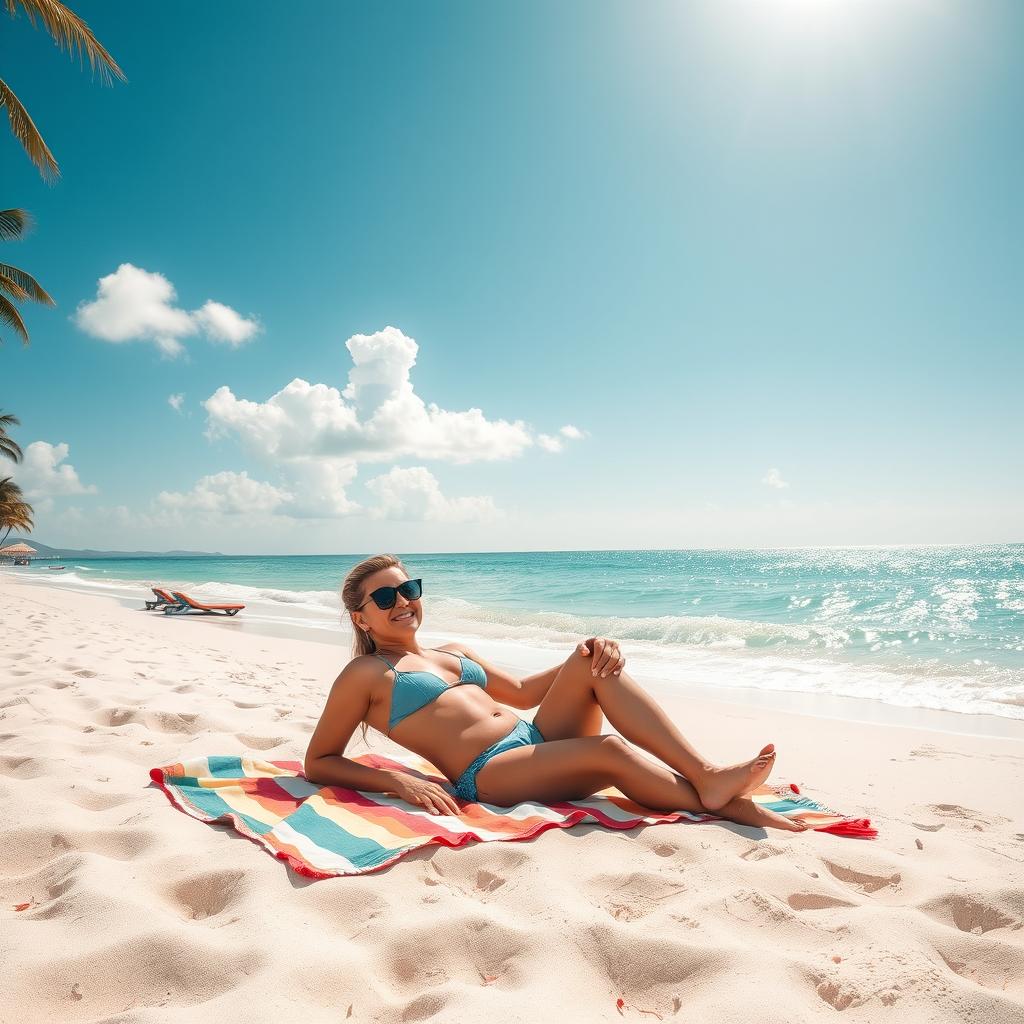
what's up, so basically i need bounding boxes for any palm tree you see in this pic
[0,475,33,547]
[0,208,54,344]
[1,0,124,180]
[0,410,22,461]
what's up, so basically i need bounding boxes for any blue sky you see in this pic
[3,0,1021,553]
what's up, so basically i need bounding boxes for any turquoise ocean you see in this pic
[10,545,1024,721]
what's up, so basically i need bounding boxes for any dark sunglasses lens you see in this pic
[369,579,422,610]
[370,586,398,610]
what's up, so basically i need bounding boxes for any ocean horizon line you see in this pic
[12,540,1024,559]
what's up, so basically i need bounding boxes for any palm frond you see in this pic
[0,263,54,304]
[0,502,34,531]
[0,272,30,302]
[0,78,59,180]
[0,208,31,241]
[5,0,125,84]
[0,505,34,534]
[0,292,29,345]
[0,476,26,501]
[0,435,23,463]
[0,414,23,466]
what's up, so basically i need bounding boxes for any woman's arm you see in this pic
[449,637,624,710]
[517,661,563,709]
[304,659,403,792]
[516,637,624,706]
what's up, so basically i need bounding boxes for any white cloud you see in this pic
[200,325,582,518]
[282,458,361,518]
[534,423,586,453]
[14,442,97,499]
[204,326,546,466]
[204,379,360,459]
[762,467,789,489]
[192,301,260,346]
[364,466,498,523]
[74,264,260,357]
[168,393,185,412]
[157,470,292,516]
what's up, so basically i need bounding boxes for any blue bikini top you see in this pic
[374,648,488,733]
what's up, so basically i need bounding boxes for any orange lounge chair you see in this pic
[145,587,178,610]
[164,590,245,617]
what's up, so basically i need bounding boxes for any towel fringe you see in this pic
[815,818,878,839]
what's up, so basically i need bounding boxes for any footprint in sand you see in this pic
[925,803,1007,830]
[236,733,287,751]
[741,843,785,862]
[8,935,262,1018]
[2,825,157,875]
[163,868,249,922]
[788,892,857,911]
[936,941,1024,997]
[0,754,48,780]
[824,860,902,895]
[920,893,1023,936]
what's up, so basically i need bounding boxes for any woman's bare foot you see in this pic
[717,794,810,833]
[693,744,776,811]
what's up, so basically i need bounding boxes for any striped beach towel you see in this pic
[149,752,876,879]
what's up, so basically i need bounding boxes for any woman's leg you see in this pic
[533,648,775,811]
[474,733,806,832]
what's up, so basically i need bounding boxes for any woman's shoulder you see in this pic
[334,653,390,687]
[433,641,485,664]
[432,641,472,658]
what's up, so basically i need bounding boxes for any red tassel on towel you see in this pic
[815,818,877,839]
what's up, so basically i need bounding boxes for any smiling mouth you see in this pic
[392,611,415,623]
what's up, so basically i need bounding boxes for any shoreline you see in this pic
[7,570,1023,741]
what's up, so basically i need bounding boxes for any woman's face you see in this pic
[353,565,422,641]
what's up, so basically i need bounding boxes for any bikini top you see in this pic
[374,648,488,733]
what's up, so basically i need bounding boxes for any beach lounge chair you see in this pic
[164,590,245,616]
[145,587,178,610]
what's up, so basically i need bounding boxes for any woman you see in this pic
[305,554,808,832]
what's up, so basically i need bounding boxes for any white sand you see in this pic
[1,574,1023,1023]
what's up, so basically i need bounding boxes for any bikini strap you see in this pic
[373,653,398,672]
[428,646,464,659]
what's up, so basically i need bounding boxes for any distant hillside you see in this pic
[4,539,225,559]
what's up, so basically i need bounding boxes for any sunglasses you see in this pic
[356,578,423,611]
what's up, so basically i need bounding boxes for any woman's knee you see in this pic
[564,646,630,689]
[592,733,637,771]
[563,646,610,685]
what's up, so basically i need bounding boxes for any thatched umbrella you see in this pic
[0,542,37,563]
[0,542,36,555]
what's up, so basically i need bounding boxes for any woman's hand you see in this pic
[389,773,462,816]
[577,636,625,678]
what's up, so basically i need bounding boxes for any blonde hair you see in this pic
[340,553,409,746]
